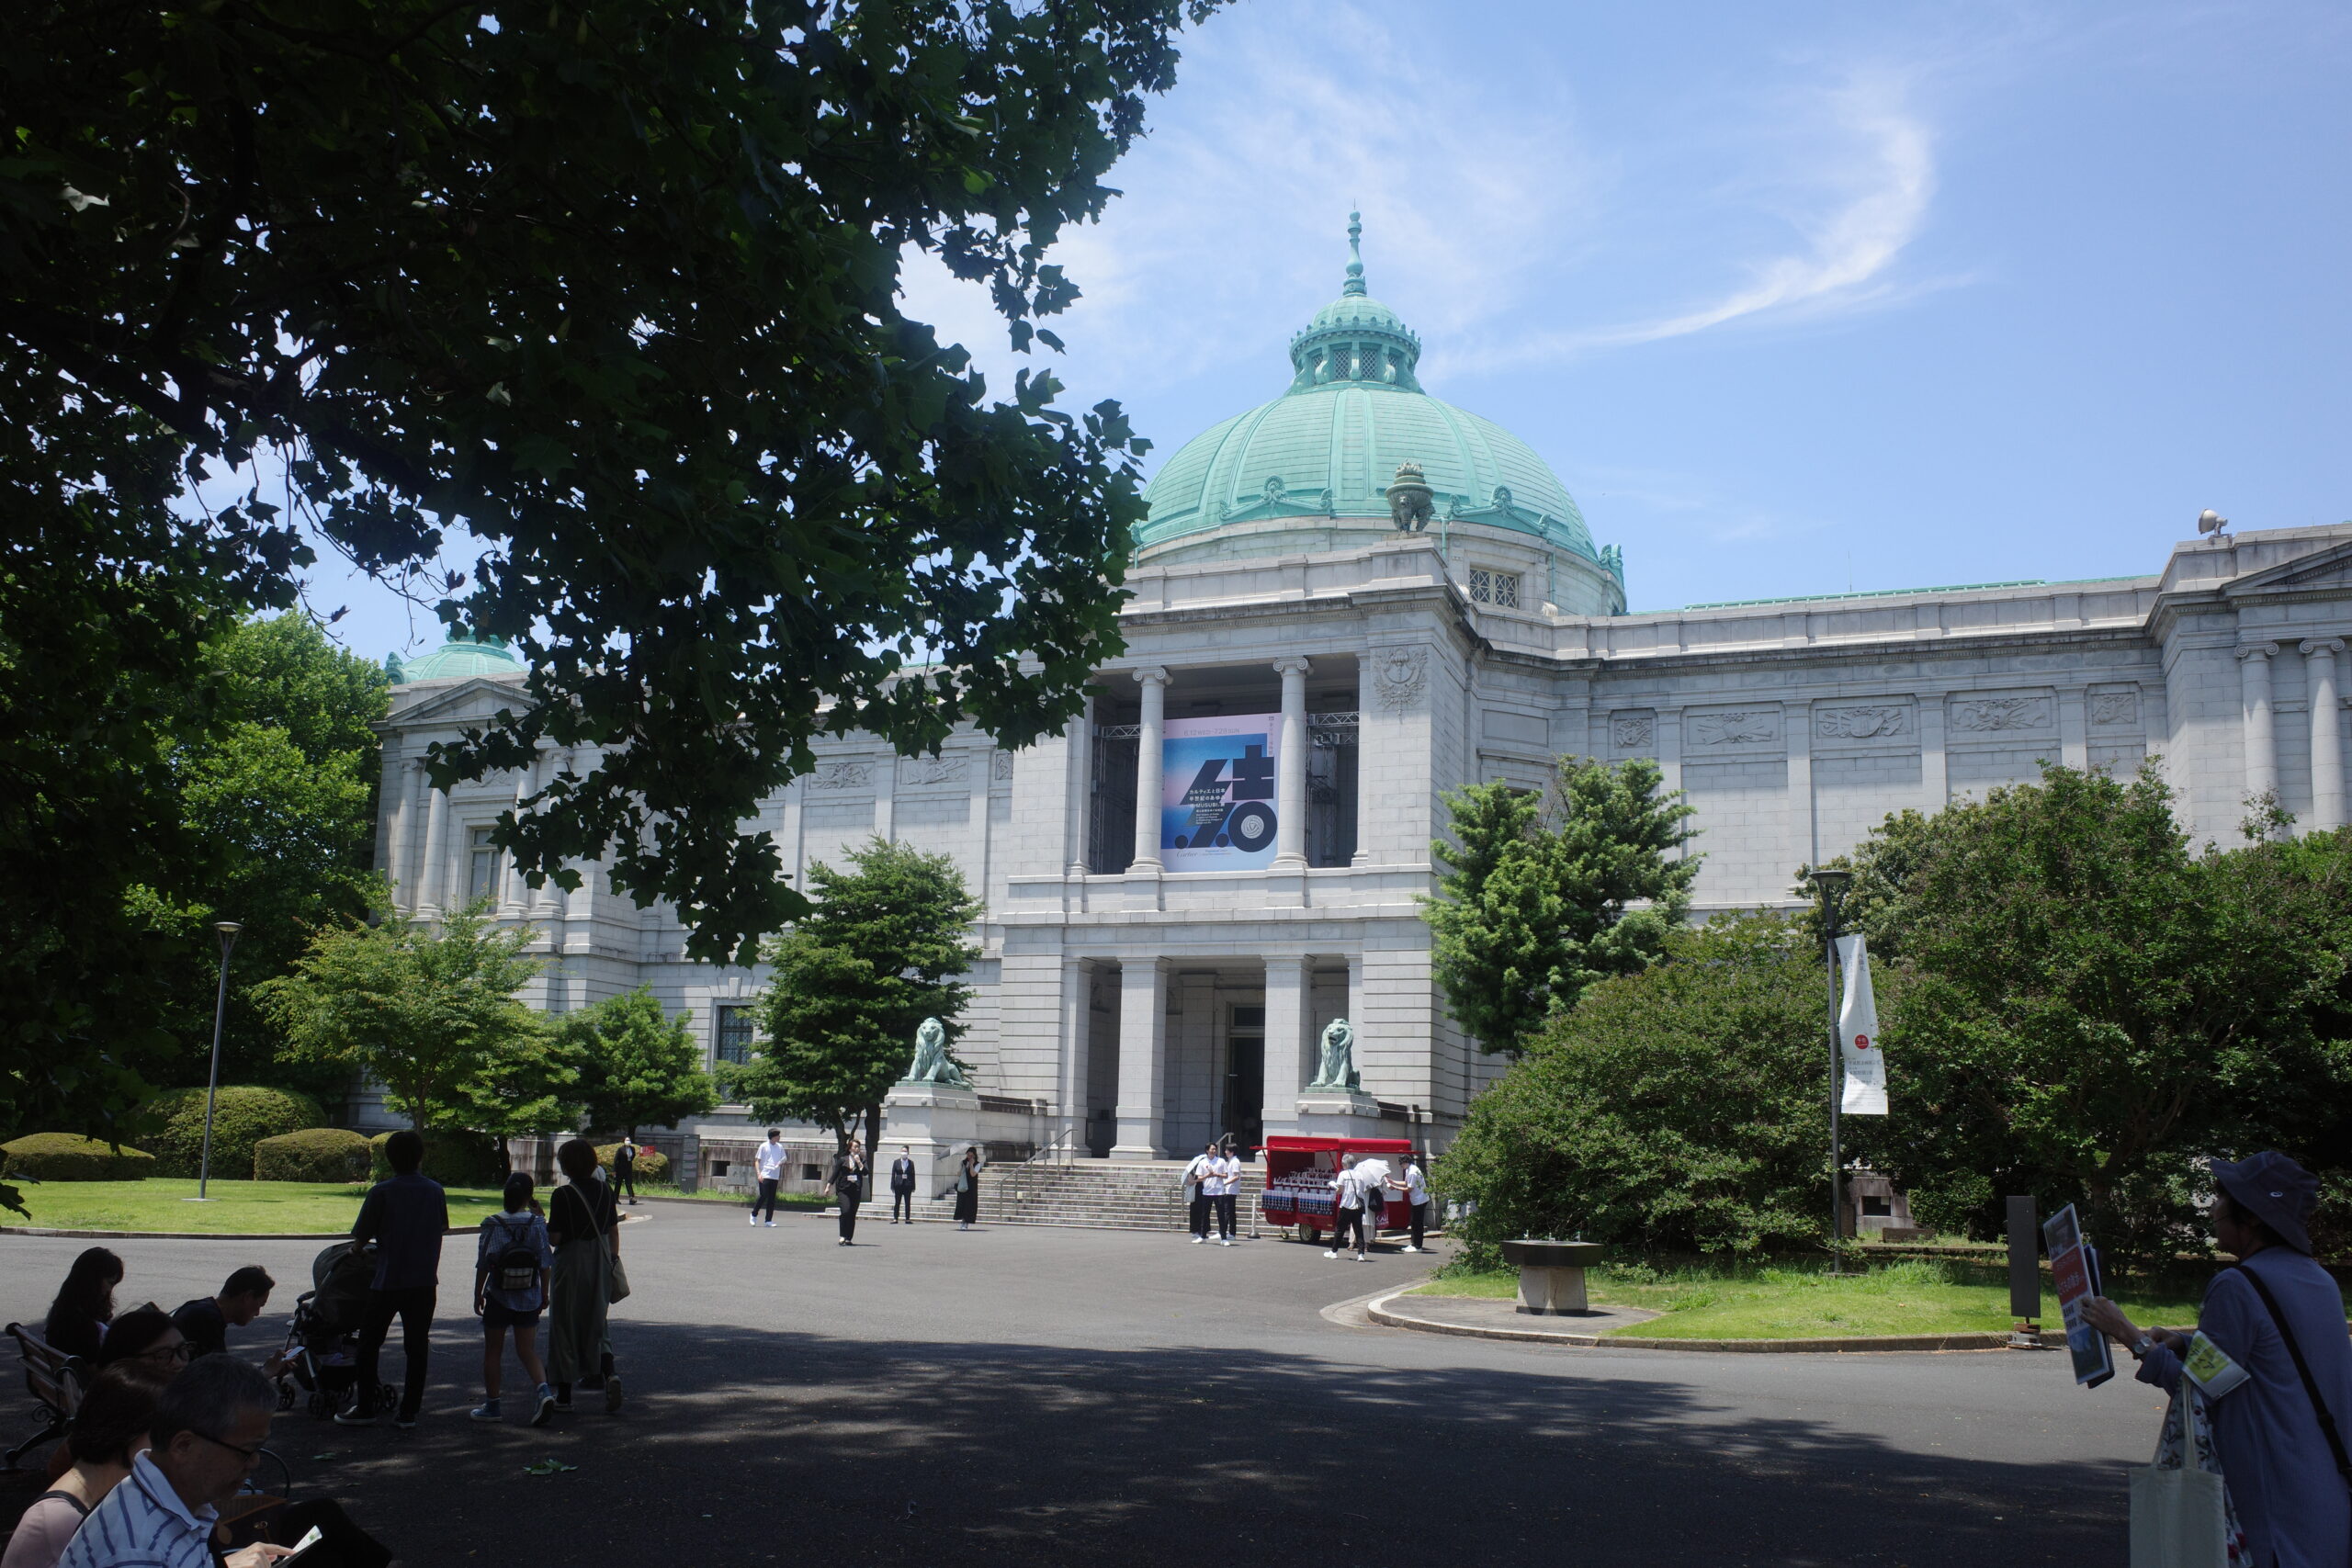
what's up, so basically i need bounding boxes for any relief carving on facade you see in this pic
[992,750,1015,782]
[1951,694,2054,733]
[1611,712,1656,750]
[901,752,971,786]
[1372,645,1430,712]
[1690,709,1779,747]
[2088,692,2140,728]
[1814,705,1910,740]
[808,759,876,791]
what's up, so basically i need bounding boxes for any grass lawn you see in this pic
[1414,1258,2209,1340]
[632,1184,831,1210]
[6,1179,509,1235]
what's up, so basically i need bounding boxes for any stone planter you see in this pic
[1498,1238,1605,1315]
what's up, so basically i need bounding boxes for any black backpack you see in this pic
[488,1216,541,1296]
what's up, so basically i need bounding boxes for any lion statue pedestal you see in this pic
[1294,1018,1388,1139]
[880,1017,983,1200]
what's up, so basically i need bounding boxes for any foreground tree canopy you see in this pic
[5,0,1218,1135]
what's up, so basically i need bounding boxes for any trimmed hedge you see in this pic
[594,1143,669,1184]
[367,1131,503,1187]
[254,1128,372,1183]
[148,1087,324,1179]
[2,1134,157,1181]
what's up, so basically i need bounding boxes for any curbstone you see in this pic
[1367,1291,2066,1354]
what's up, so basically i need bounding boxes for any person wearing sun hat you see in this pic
[2083,1152,2350,1568]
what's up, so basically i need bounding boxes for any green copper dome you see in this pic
[1137,214,1607,579]
[386,633,526,684]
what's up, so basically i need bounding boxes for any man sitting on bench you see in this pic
[170,1269,288,1376]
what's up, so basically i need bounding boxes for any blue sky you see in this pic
[322,0,2351,654]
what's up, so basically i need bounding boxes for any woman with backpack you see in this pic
[471,1173,556,1427]
[547,1139,625,1414]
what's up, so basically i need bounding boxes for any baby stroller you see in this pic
[273,1241,397,1420]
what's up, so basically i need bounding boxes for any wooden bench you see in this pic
[5,1322,86,1472]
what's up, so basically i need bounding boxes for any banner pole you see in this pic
[1808,870,1851,1275]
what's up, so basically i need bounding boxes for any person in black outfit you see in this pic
[953,1146,982,1231]
[825,1137,868,1245]
[41,1247,122,1360]
[888,1146,917,1224]
[171,1265,288,1374]
[612,1142,638,1206]
[336,1129,448,1427]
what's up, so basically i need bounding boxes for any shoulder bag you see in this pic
[2233,1263,2352,1485]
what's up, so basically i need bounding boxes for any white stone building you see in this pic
[371,229,2352,1168]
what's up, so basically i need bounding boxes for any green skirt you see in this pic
[547,1236,611,1383]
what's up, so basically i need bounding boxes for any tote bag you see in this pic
[2128,1381,2246,1568]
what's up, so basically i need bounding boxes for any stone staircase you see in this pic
[921,1158,1267,1233]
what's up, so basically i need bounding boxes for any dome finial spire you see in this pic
[1343,208,1367,298]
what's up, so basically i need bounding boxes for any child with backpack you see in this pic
[471,1173,557,1427]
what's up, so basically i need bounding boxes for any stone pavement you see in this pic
[0,1203,2167,1566]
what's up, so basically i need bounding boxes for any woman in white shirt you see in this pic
[1324,1156,1368,1262]
[1209,1145,1241,1247]
[1182,1144,1216,1244]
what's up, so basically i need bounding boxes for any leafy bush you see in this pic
[253,1128,372,1182]
[1,1134,157,1181]
[367,1130,503,1187]
[147,1086,323,1178]
[594,1143,669,1184]
[1436,914,1870,1258]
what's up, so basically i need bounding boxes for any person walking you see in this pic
[1392,1152,1432,1253]
[953,1146,983,1231]
[2083,1152,2350,1568]
[612,1143,638,1207]
[1182,1143,1216,1245]
[470,1173,556,1427]
[1324,1155,1368,1262]
[749,1129,786,1228]
[888,1147,917,1224]
[336,1129,447,1428]
[546,1139,623,1415]
[1210,1143,1241,1247]
[825,1137,868,1246]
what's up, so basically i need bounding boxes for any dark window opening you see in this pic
[715,1004,756,1065]
[801,1164,822,1182]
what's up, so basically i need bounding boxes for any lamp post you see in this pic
[194,921,242,1201]
[1806,870,1852,1273]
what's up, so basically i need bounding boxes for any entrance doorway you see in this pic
[1224,1005,1264,1158]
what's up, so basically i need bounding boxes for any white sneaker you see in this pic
[1191,1235,1205,1245]
[1356,1254,1369,1262]
[748,1213,758,1225]
[1219,1239,1233,1247]
[1324,1249,1340,1258]
[764,1220,776,1228]
[1401,1245,1422,1254]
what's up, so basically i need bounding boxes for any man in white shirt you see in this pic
[1182,1143,1216,1244]
[1392,1153,1431,1252]
[1209,1145,1242,1246]
[1324,1155,1368,1262]
[749,1129,788,1228]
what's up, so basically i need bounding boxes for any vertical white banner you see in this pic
[1836,933,1889,1116]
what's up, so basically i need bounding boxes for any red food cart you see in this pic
[1256,1134,1416,1244]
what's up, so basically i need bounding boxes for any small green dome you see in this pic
[387,633,526,684]
[1138,213,1602,570]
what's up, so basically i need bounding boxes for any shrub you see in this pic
[147,1087,324,1178]
[594,1143,669,1184]
[1436,913,1878,1258]
[253,1128,372,1183]
[1,1134,157,1181]
[368,1130,503,1187]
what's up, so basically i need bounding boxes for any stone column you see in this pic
[1918,695,1948,808]
[1065,690,1095,875]
[387,758,422,912]
[1058,956,1091,1147]
[1273,658,1310,868]
[2239,643,2279,804]
[501,754,537,918]
[2304,638,2346,831]
[1261,954,1313,1139]
[417,782,451,917]
[1130,667,1170,872]
[1789,703,1816,869]
[872,752,896,843]
[2058,688,2088,770]
[1111,958,1168,1160]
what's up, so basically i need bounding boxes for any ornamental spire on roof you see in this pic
[1343,209,1367,298]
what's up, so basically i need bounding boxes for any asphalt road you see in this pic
[0,1201,2167,1566]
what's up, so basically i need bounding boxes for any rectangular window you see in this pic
[1467,567,1491,603]
[467,826,500,904]
[714,1004,755,1065]
[1493,572,1520,609]
[711,1160,730,1177]
[801,1164,822,1182]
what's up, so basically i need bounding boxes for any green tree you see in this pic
[564,988,719,1143]
[1855,764,2349,1258]
[259,898,547,1133]
[1436,914,1862,1258]
[6,0,1227,1005]
[731,839,981,1150]
[1426,757,1700,1057]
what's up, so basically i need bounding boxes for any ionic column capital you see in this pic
[2236,641,2278,662]
[1271,656,1311,680]
[1131,665,1170,688]
[2300,637,2346,659]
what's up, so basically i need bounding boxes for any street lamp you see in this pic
[194,921,243,1201]
[1806,870,1852,1273]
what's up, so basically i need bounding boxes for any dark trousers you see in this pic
[270,1500,392,1568]
[752,1178,779,1220]
[1409,1201,1427,1248]
[891,1190,913,1222]
[1330,1208,1363,1253]
[1215,1193,1238,1239]
[616,1167,637,1202]
[355,1286,435,1418]
[838,1198,861,1240]
[1188,1192,1210,1237]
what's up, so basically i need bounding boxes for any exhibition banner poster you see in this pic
[2042,1202,2115,1387]
[1161,714,1282,871]
[1836,934,1889,1116]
